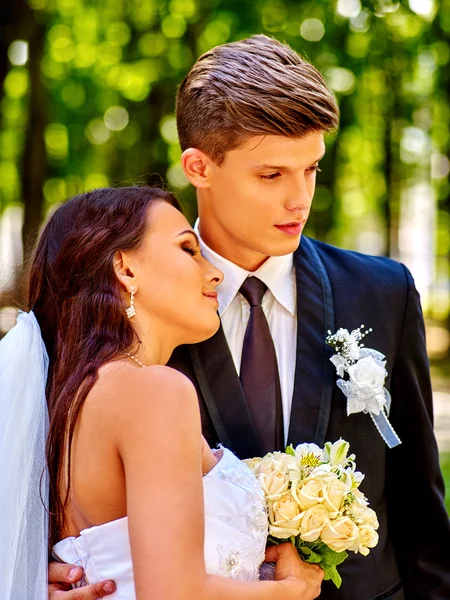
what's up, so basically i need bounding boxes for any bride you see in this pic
[0,186,322,600]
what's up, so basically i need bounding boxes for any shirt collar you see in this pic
[194,220,296,318]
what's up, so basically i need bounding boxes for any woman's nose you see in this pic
[204,258,223,286]
[209,265,224,286]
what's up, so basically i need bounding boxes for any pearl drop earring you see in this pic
[126,286,136,319]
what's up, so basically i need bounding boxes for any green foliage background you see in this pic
[0,1,448,253]
[4,0,449,359]
[0,0,449,507]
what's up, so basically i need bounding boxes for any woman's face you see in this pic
[127,201,223,347]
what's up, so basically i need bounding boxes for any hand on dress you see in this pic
[265,543,323,600]
[48,562,116,599]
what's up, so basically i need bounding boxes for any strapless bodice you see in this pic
[53,448,268,598]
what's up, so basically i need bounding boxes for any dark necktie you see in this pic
[239,277,284,453]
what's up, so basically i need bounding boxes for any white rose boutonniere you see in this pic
[326,326,401,448]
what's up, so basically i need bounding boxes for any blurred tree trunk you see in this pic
[0,5,12,108]
[0,4,25,107]
[385,67,402,261]
[0,2,47,308]
[21,5,47,265]
[383,87,393,257]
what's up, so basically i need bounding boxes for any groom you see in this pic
[49,35,450,599]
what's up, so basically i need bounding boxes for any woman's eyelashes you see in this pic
[180,241,200,257]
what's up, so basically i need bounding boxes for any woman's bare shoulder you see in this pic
[85,361,199,423]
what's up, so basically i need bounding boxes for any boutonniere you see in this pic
[326,326,401,449]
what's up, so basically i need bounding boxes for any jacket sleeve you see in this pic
[386,264,450,599]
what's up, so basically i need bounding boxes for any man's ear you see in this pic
[181,148,212,189]
[113,250,138,294]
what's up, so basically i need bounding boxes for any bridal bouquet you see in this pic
[244,440,379,588]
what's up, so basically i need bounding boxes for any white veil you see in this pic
[0,310,49,600]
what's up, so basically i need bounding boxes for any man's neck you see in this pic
[198,222,270,272]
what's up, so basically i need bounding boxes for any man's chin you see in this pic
[265,233,302,257]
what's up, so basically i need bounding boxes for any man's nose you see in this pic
[284,175,312,211]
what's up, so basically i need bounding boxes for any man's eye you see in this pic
[308,165,322,173]
[261,172,281,180]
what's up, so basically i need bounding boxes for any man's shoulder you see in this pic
[300,236,409,287]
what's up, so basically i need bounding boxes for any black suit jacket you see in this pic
[169,236,450,600]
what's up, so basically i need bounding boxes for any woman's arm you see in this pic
[106,365,321,600]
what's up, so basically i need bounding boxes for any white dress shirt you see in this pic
[196,222,297,443]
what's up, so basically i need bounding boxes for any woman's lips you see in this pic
[274,222,304,236]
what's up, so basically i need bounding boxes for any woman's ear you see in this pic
[181,148,212,189]
[113,250,138,294]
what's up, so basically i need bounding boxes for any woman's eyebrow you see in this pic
[176,229,200,244]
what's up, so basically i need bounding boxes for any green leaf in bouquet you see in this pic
[322,564,343,588]
[297,545,322,564]
[328,565,343,588]
[285,445,295,456]
[320,546,348,566]
[267,535,282,546]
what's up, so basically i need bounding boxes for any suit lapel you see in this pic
[287,237,336,447]
[188,326,264,458]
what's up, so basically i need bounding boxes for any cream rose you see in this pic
[354,524,379,556]
[361,507,379,529]
[347,500,366,524]
[347,357,387,415]
[352,488,369,506]
[292,477,324,510]
[321,516,359,552]
[299,504,330,542]
[322,478,349,518]
[260,470,290,499]
[242,457,262,473]
[257,455,282,476]
[268,493,302,538]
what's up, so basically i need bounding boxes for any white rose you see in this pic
[347,500,366,524]
[353,524,379,556]
[346,491,377,525]
[242,457,262,473]
[321,517,359,552]
[361,507,379,529]
[347,356,387,415]
[292,477,324,510]
[259,470,290,499]
[268,493,302,538]
[321,478,350,518]
[277,452,302,479]
[257,455,283,476]
[299,504,330,542]
[352,488,369,506]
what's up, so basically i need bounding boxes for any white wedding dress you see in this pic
[52,448,268,598]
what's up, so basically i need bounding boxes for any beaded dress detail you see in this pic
[53,448,268,599]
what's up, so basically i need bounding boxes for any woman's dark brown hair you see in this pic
[28,186,180,547]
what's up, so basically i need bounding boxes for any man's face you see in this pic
[197,132,325,270]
